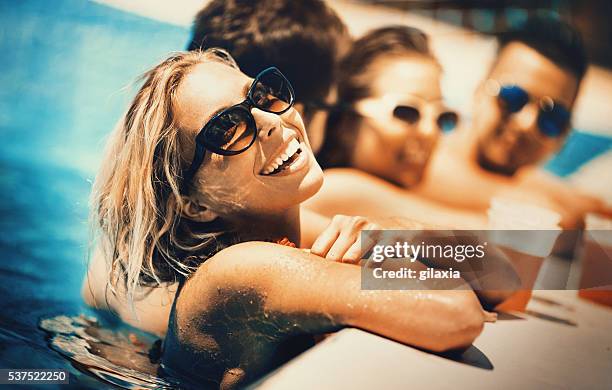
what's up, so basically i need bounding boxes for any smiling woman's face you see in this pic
[350,55,445,188]
[174,62,323,217]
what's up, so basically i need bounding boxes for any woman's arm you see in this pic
[299,211,518,307]
[303,168,488,229]
[176,241,486,353]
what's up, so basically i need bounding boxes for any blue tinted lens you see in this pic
[499,85,529,113]
[538,104,570,137]
[437,111,458,133]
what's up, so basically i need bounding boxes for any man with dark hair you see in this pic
[474,16,587,176]
[188,0,350,153]
[416,16,608,227]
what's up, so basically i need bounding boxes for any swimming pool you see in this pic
[0,0,189,386]
[1,0,610,388]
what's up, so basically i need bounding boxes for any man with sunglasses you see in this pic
[417,16,610,227]
[474,17,581,177]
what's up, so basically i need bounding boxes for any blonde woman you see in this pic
[83,49,490,388]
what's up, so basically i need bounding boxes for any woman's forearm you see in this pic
[344,289,485,352]
[212,242,486,352]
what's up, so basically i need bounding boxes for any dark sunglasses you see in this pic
[392,105,459,133]
[182,67,295,192]
[496,84,571,138]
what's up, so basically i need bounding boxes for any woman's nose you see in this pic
[417,114,439,140]
[252,108,282,139]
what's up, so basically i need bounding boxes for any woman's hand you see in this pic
[310,215,381,264]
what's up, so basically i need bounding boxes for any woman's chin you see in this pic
[298,161,324,202]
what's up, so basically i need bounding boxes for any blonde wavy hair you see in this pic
[92,49,239,303]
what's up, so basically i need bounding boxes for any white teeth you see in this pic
[288,138,300,153]
[261,137,302,175]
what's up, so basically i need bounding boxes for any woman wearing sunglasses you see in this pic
[83,49,490,388]
[318,26,457,187]
[307,26,486,228]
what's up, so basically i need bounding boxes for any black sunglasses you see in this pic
[182,67,295,192]
[392,105,459,133]
[496,84,571,138]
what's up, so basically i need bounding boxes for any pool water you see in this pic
[40,315,177,389]
[0,0,610,388]
[0,0,188,387]
[0,153,179,388]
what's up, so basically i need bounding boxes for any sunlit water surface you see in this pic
[1,0,610,388]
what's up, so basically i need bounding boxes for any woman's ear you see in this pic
[182,199,218,222]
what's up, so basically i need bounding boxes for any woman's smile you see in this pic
[258,128,310,177]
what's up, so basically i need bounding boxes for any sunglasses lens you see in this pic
[393,105,419,124]
[204,108,255,152]
[499,85,529,113]
[437,111,458,133]
[538,104,570,137]
[251,69,294,113]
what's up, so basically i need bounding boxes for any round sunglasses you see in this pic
[182,67,295,192]
[354,94,459,134]
[391,105,458,133]
[489,81,571,138]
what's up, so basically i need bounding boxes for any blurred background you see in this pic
[373,1,612,67]
[0,0,610,386]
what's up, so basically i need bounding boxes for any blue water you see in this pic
[545,131,612,177]
[0,0,188,386]
[0,0,610,388]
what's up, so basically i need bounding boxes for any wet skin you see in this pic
[162,242,488,388]
[85,60,492,389]
[159,62,487,388]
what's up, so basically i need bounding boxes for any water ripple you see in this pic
[40,315,179,389]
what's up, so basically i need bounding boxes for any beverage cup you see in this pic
[578,213,612,307]
[487,197,561,312]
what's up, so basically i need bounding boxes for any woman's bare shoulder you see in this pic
[192,241,325,286]
[82,247,178,336]
[81,247,111,309]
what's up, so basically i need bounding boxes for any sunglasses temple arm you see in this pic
[181,143,206,194]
